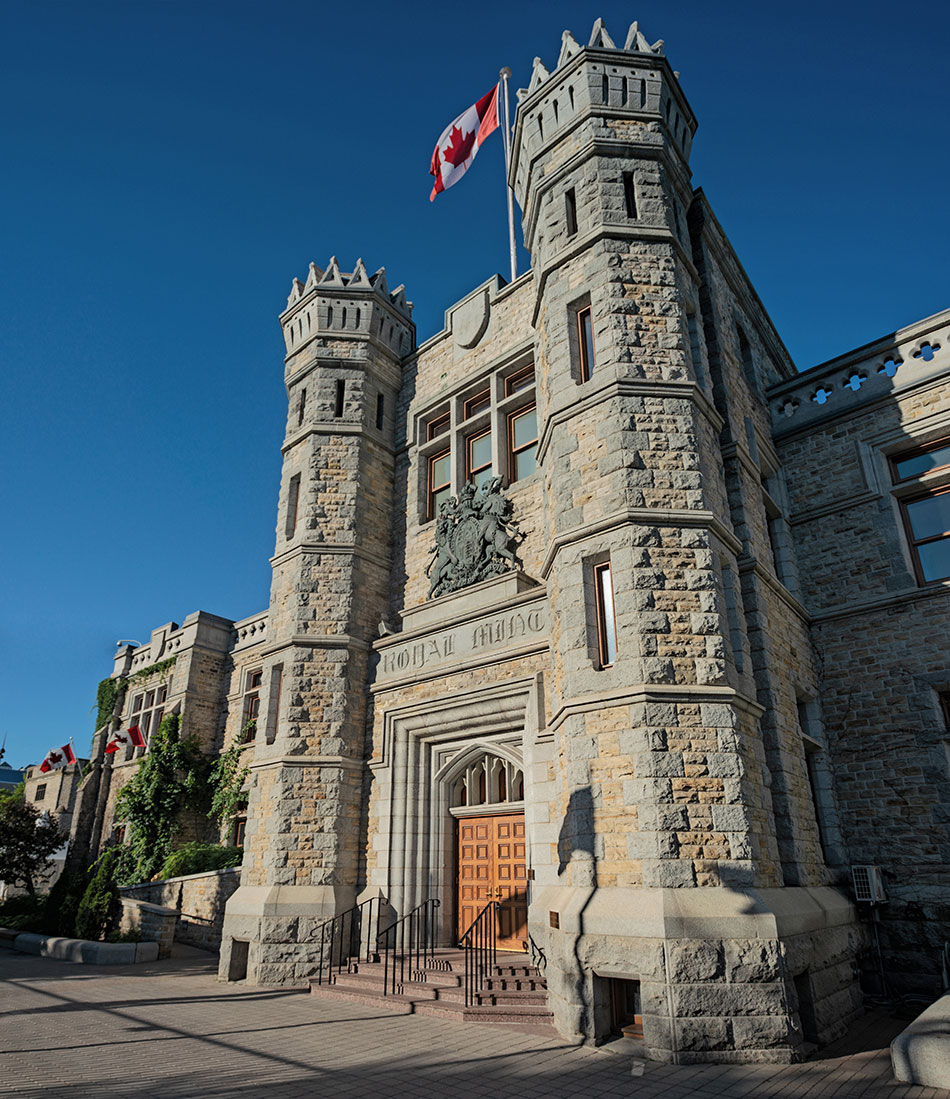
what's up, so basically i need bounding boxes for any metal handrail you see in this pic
[310,895,385,987]
[376,898,441,997]
[459,901,498,1008]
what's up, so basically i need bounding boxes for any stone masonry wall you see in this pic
[122,868,241,952]
[773,328,950,996]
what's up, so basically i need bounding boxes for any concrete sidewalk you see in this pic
[0,947,946,1099]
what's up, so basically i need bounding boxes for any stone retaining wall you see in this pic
[121,867,240,952]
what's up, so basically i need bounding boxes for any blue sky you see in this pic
[2,0,948,769]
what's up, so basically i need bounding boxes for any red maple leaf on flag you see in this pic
[443,124,476,167]
[48,752,61,764]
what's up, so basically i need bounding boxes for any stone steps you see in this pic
[308,951,555,1033]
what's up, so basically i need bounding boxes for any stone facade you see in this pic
[73,16,949,1065]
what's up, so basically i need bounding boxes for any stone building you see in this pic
[72,18,949,1064]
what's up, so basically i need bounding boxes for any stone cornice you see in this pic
[536,375,724,467]
[530,220,698,325]
[540,506,742,578]
[270,540,391,574]
[280,422,397,458]
[259,633,371,658]
[547,683,765,735]
[807,579,950,625]
[248,754,364,772]
[735,554,809,623]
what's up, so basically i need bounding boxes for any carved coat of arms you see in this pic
[426,478,522,599]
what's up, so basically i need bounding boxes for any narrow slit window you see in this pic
[565,187,578,236]
[428,450,451,520]
[623,172,637,218]
[577,306,595,381]
[594,562,618,667]
[376,393,385,431]
[285,473,300,539]
[466,429,492,489]
[334,379,345,417]
[508,405,538,482]
[687,310,706,388]
[265,665,282,744]
[297,388,307,426]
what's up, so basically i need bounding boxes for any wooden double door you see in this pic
[457,812,528,951]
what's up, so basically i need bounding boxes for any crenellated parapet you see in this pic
[769,308,950,437]
[510,17,696,253]
[279,256,414,363]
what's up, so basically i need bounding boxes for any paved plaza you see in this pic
[0,947,947,1099]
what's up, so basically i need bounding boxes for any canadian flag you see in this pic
[104,726,146,755]
[429,85,499,201]
[39,743,77,773]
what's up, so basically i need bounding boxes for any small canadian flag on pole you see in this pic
[104,726,146,755]
[429,84,500,201]
[39,743,77,773]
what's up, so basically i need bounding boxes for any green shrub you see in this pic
[43,860,88,937]
[0,892,48,932]
[75,850,121,942]
[105,928,142,943]
[159,843,243,879]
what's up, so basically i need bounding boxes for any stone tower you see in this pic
[219,258,413,984]
[511,21,856,1058]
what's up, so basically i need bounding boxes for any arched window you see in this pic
[449,752,525,809]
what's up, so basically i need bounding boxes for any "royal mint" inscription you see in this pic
[379,605,546,678]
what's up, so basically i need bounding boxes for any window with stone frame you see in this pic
[232,815,247,847]
[428,448,452,520]
[241,670,262,742]
[417,361,536,522]
[593,561,618,668]
[577,306,596,382]
[129,684,167,752]
[465,429,493,490]
[34,783,46,802]
[507,404,537,483]
[890,437,950,584]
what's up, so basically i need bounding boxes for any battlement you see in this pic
[768,307,950,437]
[280,256,413,360]
[509,17,697,254]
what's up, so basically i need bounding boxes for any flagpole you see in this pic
[499,67,517,283]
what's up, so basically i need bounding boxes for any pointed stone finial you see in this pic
[287,278,305,307]
[303,262,323,292]
[588,18,615,49]
[371,266,389,297]
[320,257,344,287]
[349,258,372,288]
[390,285,407,312]
[556,29,581,68]
[624,21,663,54]
[515,86,529,104]
[528,56,550,93]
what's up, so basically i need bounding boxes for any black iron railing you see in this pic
[528,932,547,976]
[310,894,385,987]
[459,901,498,1008]
[377,898,441,997]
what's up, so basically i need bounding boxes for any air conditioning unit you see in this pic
[851,865,887,904]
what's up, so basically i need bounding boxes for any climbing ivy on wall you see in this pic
[126,655,177,687]
[113,713,211,881]
[208,743,251,831]
[94,677,127,733]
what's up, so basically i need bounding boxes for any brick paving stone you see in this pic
[0,949,948,1099]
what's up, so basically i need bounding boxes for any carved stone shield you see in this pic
[453,514,482,571]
